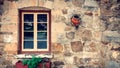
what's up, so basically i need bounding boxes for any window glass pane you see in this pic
[24,23,34,31]
[37,23,47,31]
[24,32,34,40]
[24,14,34,22]
[37,32,47,40]
[37,41,47,49]
[37,14,47,22]
[24,41,33,49]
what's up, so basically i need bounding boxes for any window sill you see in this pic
[14,54,53,59]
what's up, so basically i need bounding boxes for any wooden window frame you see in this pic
[18,7,51,54]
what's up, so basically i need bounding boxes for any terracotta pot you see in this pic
[71,15,80,26]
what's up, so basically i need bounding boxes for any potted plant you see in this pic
[15,56,51,68]
[16,56,42,68]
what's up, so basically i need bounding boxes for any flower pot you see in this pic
[71,15,80,26]
[15,61,28,68]
[15,61,51,68]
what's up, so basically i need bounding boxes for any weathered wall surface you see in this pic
[0,0,120,68]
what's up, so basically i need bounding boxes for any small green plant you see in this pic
[22,56,42,68]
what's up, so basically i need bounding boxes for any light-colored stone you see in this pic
[63,64,78,68]
[93,31,102,41]
[87,42,98,52]
[3,35,13,43]
[44,1,53,9]
[82,15,93,28]
[82,52,99,58]
[82,30,92,41]
[84,0,98,7]
[64,56,74,64]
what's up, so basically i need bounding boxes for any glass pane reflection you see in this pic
[24,41,33,49]
[37,32,47,40]
[37,14,47,22]
[37,41,47,49]
[24,23,33,31]
[37,23,47,31]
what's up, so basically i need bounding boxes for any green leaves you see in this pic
[22,56,42,68]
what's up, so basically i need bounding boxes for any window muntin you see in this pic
[21,12,49,52]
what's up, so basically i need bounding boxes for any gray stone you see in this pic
[0,58,5,64]
[107,23,119,31]
[66,32,75,39]
[72,0,84,7]
[64,0,71,2]
[79,66,85,68]
[6,65,15,68]
[84,0,98,7]
[64,51,72,56]
[102,31,120,43]
[48,0,54,2]
[71,41,83,52]
[53,61,64,66]
[0,15,1,22]
[117,27,120,34]
[85,65,95,68]
[106,61,119,68]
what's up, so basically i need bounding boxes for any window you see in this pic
[19,7,51,53]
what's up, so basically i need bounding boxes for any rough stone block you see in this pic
[100,7,113,16]
[72,0,84,7]
[93,31,102,41]
[84,0,98,7]
[82,52,99,58]
[64,51,72,56]
[48,0,54,2]
[64,26,72,31]
[102,31,120,43]
[84,42,98,52]
[66,31,75,40]
[82,15,93,28]
[82,30,92,41]
[71,41,83,52]
[0,15,1,22]
[51,43,63,53]
[62,9,68,14]
[106,61,120,68]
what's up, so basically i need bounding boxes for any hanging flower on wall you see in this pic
[71,14,81,30]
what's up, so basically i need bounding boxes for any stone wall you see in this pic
[0,0,120,68]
